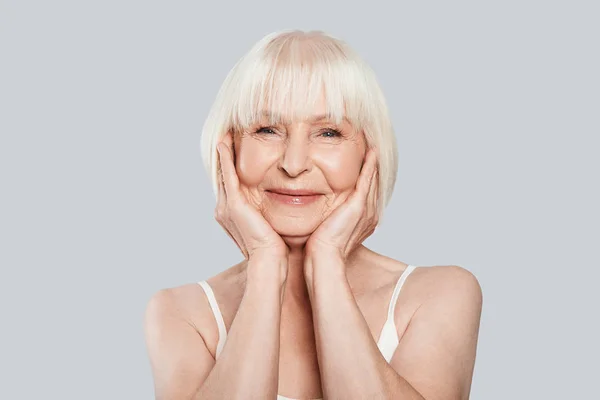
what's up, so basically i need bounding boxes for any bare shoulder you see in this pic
[145,262,246,358]
[366,246,481,299]
[392,262,483,313]
[145,283,211,329]
[355,248,476,292]
[388,265,483,399]
[413,264,483,303]
[354,249,482,339]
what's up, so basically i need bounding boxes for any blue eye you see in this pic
[254,127,342,138]
[321,129,342,138]
[255,127,277,135]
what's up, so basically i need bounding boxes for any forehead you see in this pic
[255,92,350,124]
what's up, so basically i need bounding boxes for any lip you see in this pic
[265,189,322,205]
[267,188,321,196]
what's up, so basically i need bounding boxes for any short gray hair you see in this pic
[200,29,398,219]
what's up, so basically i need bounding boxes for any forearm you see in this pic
[194,257,286,400]
[306,253,424,399]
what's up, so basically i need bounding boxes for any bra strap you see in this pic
[198,280,227,359]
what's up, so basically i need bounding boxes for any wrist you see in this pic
[248,245,288,260]
[303,248,347,281]
[246,253,289,287]
[304,241,344,261]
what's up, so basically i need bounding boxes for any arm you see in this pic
[387,265,483,400]
[144,256,287,400]
[306,251,425,399]
[306,256,482,400]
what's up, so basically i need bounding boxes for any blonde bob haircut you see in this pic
[200,29,398,220]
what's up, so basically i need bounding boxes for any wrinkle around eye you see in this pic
[243,128,285,144]
[317,128,343,138]
[255,127,278,135]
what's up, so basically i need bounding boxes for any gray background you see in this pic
[1,0,598,398]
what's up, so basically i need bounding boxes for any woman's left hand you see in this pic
[304,148,379,276]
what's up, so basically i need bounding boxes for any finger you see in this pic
[217,132,240,200]
[217,161,227,203]
[374,168,380,212]
[370,171,381,227]
[355,148,378,200]
[349,162,379,254]
[345,174,378,258]
[366,166,378,212]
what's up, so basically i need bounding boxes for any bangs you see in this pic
[227,33,372,136]
[201,30,398,218]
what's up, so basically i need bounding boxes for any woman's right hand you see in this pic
[215,132,289,280]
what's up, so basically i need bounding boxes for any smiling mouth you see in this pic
[265,190,322,205]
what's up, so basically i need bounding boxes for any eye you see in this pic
[255,126,277,135]
[320,129,342,138]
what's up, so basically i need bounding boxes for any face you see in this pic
[232,94,367,244]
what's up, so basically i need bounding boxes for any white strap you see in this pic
[376,265,417,362]
[198,280,227,359]
[386,265,417,321]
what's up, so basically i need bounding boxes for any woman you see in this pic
[145,30,483,400]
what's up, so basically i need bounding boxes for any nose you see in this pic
[278,135,311,177]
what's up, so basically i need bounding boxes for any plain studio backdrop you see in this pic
[1,1,598,399]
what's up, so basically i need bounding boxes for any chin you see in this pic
[267,215,320,242]
[281,235,311,248]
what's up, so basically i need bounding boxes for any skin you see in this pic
[232,94,370,304]
[144,93,483,399]
[233,101,367,244]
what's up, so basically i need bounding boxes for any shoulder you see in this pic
[401,264,482,316]
[354,248,481,304]
[144,262,246,350]
[405,264,483,344]
[417,265,483,304]
[354,249,479,297]
[389,266,483,398]
[358,251,482,323]
[144,283,211,338]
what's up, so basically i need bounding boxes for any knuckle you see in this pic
[215,207,228,221]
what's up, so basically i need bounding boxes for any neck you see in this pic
[280,239,310,307]
[279,238,367,308]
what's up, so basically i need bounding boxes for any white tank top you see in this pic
[198,264,418,400]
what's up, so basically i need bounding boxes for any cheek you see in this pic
[314,148,364,191]
[235,139,278,186]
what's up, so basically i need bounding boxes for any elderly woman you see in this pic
[145,30,483,400]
